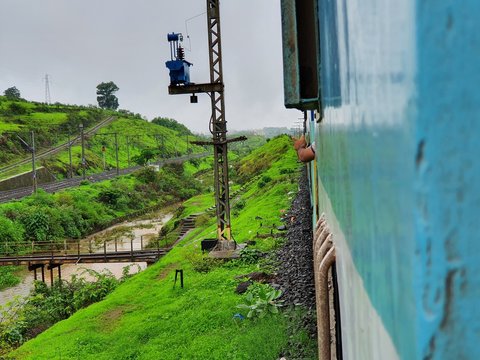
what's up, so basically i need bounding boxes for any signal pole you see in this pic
[114,133,119,175]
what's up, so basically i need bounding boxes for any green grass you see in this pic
[11,135,305,360]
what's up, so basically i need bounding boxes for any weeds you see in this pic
[185,252,223,273]
[237,283,283,319]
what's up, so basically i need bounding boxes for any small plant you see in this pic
[238,247,264,264]
[279,168,294,175]
[237,283,283,319]
[185,252,222,273]
[233,199,246,211]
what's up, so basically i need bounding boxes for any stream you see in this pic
[0,211,173,307]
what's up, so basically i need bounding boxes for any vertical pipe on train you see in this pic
[318,246,336,360]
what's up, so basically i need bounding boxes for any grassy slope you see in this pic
[46,118,204,178]
[0,96,206,180]
[12,135,301,360]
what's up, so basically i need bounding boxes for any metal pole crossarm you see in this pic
[191,136,247,146]
[168,82,224,95]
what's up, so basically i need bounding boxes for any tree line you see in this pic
[3,81,121,110]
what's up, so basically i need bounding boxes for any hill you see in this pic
[9,135,317,359]
[0,97,205,181]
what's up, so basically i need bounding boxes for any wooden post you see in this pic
[130,239,134,261]
[41,265,45,282]
[104,242,107,261]
[141,235,143,251]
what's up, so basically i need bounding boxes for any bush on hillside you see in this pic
[6,102,29,115]
[0,218,24,246]
[0,269,124,354]
[19,207,64,242]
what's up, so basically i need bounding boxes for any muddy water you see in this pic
[0,212,173,306]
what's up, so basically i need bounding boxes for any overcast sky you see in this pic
[0,0,299,133]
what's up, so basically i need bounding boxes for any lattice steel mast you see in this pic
[206,0,231,243]
[166,0,245,249]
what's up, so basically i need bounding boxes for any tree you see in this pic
[132,148,159,166]
[152,117,193,136]
[4,86,21,100]
[96,81,119,110]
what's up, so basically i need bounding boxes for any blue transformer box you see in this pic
[165,59,192,85]
[165,32,192,85]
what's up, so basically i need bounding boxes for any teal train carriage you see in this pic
[280,0,480,359]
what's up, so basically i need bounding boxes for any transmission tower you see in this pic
[44,74,51,104]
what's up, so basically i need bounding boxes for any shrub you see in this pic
[238,247,264,264]
[0,217,24,245]
[185,252,222,273]
[6,102,28,115]
[17,206,65,242]
[135,167,157,183]
[233,199,246,212]
[97,188,123,207]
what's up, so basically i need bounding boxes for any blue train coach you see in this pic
[280,0,480,359]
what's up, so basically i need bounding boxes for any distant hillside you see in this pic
[0,97,206,180]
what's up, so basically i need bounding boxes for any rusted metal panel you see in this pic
[281,0,319,111]
[281,0,301,109]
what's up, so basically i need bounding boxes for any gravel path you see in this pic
[274,168,318,358]
[276,168,316,309]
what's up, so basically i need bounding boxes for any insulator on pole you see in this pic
[177,46,185,60]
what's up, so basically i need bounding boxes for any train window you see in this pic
[280,0,320,111]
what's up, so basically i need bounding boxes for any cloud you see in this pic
[0,0,299,133]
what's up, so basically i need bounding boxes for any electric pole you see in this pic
[30,131,37,193]
[166,0,246,249]
[67,133,73,178]
[126,136,130,168]
[206,0,231,244]
[79,124,86,180]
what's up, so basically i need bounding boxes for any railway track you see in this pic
[0,115,117,174]
[0,152,209,204]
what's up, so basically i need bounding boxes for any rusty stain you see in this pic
[415,139,425,169]
[440,269,457,330]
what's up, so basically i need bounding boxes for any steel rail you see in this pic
[0,152,210,203]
